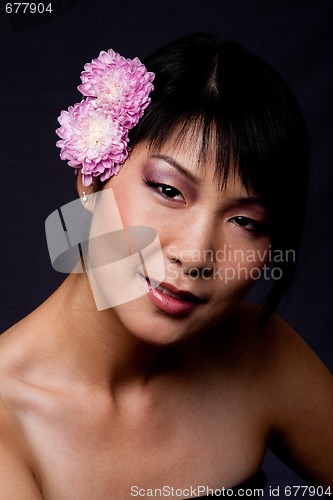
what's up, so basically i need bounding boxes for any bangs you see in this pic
[129,98,281,206]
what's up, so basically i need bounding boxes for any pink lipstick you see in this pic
[140,275,205,316]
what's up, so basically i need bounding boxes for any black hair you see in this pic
[128,33,309,316]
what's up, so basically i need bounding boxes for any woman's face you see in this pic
[99,135,271,345]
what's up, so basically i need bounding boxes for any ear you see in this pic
[76,170,95,212]
[76,169,88,196]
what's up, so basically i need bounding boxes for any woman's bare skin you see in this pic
[0,274,332,499]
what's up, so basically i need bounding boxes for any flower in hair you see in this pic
[56,49,154,186]
[56,100,129,186]
[78,49,155,128]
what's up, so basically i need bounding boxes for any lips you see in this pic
[139,274,207,316]
[147,277,205,302]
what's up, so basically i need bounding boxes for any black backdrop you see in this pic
[1,0,332,494]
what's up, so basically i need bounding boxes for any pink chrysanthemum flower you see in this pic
[56,100,129,186]
[78,49,155,128]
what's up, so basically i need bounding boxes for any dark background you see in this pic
[1,0,332,495]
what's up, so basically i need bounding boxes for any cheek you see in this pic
[107,183,144,226]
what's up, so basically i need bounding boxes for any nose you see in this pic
[165,214,216,278]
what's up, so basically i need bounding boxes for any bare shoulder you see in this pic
[0,324,44,498]
[231,303,332,379]
[236,303,333,410]
[255,307,333,394]
[0,398,43,498]
[241,304,333,486]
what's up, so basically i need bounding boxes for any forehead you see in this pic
[150,121,217,162]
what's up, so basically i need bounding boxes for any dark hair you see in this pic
[128,33,309,316]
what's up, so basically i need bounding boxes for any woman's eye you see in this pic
[158,184,182,199]
[144,178,184,201]
[230,216,264,232]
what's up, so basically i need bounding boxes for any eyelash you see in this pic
[143,178,266,233]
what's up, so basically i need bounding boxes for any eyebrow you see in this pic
[150,154,201,185]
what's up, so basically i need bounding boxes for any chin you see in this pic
[125,314,191,346]
[112,299,200,347]
[110,284,244,347]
